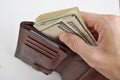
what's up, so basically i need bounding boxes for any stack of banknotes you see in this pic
[33,7,96,45]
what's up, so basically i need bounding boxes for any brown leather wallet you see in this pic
[15,21,108,80]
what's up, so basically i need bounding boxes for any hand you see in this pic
[59,12,120,80]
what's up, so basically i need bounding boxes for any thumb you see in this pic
[59,32,96,61]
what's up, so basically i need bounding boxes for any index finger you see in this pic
[80,12,109,33]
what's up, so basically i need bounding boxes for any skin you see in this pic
[59,12,120,80]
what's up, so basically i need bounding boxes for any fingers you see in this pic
[59,12,112,67]
[59,32,96,61]
[102,15,120,26]
[80,12,109,34]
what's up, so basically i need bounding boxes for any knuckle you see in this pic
[109,15,120,23]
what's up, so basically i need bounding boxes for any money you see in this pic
[40,20,74,40]
[33,7,96,45]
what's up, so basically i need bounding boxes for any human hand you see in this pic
[59,12,120,80]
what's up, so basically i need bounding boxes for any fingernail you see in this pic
[59,32,68,43]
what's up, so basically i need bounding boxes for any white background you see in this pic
[0,0,119,80]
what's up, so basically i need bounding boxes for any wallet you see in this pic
[15,21,109,80]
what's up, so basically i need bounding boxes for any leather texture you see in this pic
[15,22,109,80]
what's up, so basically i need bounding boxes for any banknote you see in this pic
[33,7,96,45]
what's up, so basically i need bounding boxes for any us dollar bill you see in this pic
[38,20,89,43]
[40,20,73,40]
[33,7,96,45]
[34,15,90,43]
